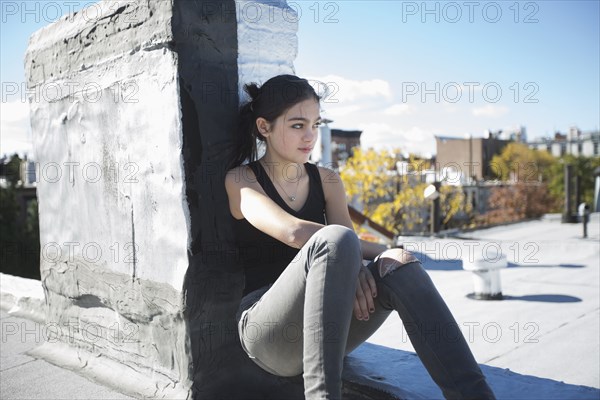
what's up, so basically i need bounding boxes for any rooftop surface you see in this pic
[1,214,599,399]
[366,213,600,398]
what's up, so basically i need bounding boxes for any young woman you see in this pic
[225,74,496,399]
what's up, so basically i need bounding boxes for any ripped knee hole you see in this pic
[377,248,419,278]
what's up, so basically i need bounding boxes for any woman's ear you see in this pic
[256,117,271,138]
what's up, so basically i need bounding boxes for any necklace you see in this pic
[275,176,300,202]
[260,160,301,202]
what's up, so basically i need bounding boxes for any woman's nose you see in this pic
[304,127,316,142]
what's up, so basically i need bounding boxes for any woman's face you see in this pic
[259,98,321,164]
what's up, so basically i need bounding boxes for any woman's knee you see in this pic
[316,225,360,252]
[312,225,361,269]
[317,224,357,241]
[375,248,421,278]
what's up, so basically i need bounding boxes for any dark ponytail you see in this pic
[229,75,321,169]
[233,85,261,169]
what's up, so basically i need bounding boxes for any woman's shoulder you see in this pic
[315,164,343,186]
[312,164,345,204]
[225,163,259,189]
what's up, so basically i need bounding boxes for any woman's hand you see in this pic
[353,265,377,321]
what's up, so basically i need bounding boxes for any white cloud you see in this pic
[357,123,434,156]
[471,104,509,117]
[308,74,392,103]
[321,104,361,118]
[441,101,460,114]
[383,103,416,116]
[357,122,395,142]
[1,101,32,157]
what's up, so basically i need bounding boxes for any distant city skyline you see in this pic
[1,0,599,158]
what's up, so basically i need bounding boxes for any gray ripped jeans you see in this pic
[237,225,495,399]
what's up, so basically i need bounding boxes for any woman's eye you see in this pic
[313,122,322,129]
[292,124,303,129]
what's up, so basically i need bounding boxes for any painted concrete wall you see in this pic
[25,1,192,397]
[24,0,301,398]
[236,0,298,97]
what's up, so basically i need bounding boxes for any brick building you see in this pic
[331,129,362,166]
[435,135,511,181]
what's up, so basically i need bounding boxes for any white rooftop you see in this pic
[1,213,599,399]
[362,213,599,397]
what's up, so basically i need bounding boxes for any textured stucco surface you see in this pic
[236,0,298,97]
[0,273,45,323]
[26,0,189,288]
[24,1,192,397]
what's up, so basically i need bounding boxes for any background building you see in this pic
[331,129,362,166]
[528,127,600,157]
[435,135,511,181]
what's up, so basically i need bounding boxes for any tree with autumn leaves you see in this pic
[340,148,470,234]
[479,143,560,224]
[483,143,599,223]
[489,142,557,183]
[339,143,597,234]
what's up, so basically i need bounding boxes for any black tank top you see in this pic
[234,161,326,296]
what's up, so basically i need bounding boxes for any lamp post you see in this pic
[424,182,441,235]
[562,163,576,223]
[594,166,600,212]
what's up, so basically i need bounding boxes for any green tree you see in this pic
[490,142,558,183]
[487,143,560,219]
[0,186,19,245]
[547,155,600,211]
[0,154,40,279]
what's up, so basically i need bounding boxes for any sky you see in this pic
[1,0,599,158]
